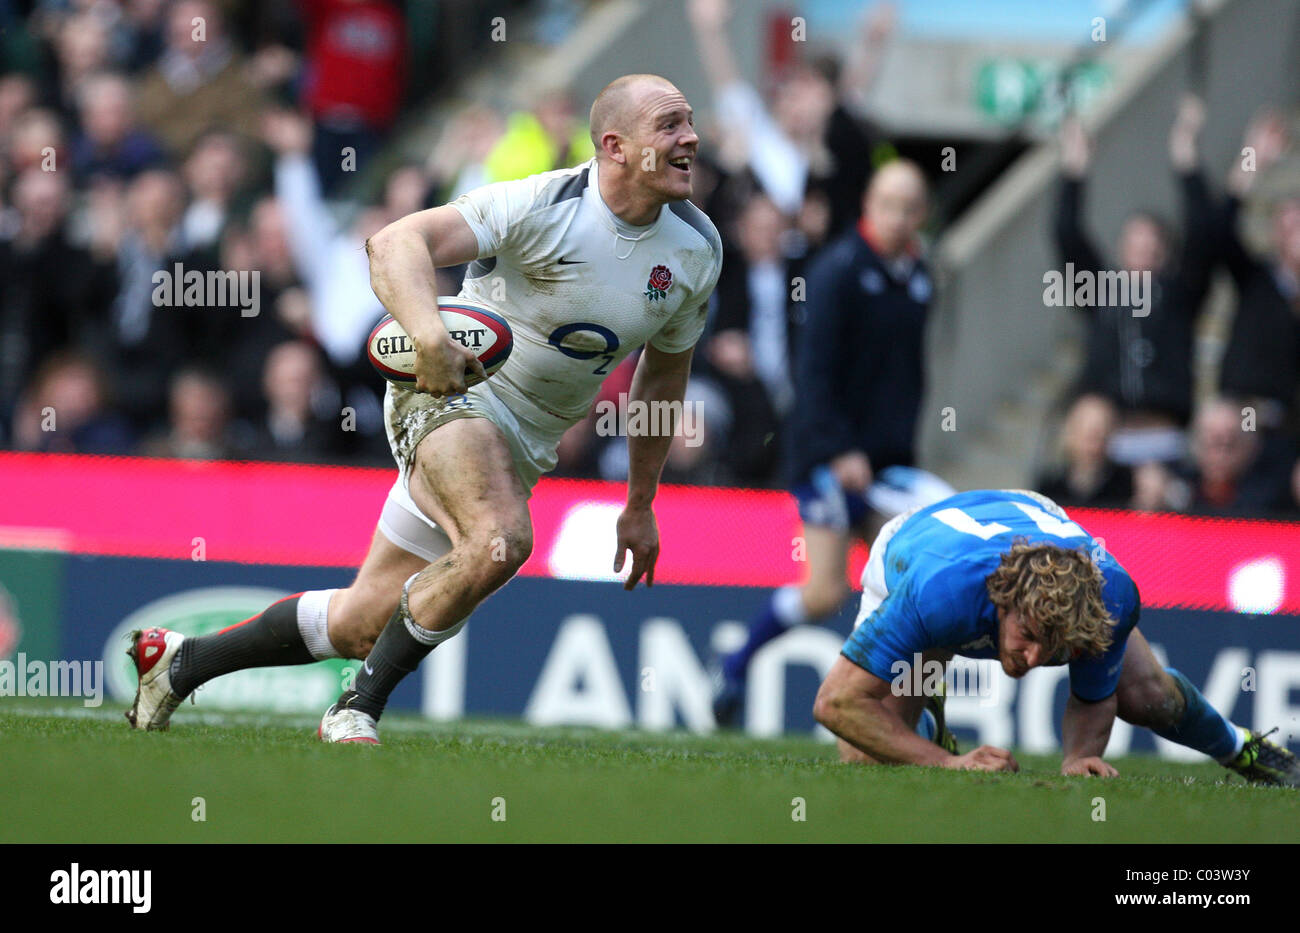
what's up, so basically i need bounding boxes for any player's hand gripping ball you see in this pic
[367,298,513,392]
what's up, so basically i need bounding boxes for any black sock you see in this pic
[342,598,436,722]
[170,594,315,697]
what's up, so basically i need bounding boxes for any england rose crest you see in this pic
[645,264,673,301]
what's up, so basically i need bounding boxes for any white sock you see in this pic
[399,573,468,647]
[773,585,811,627]
[1218,725,1248,763]
[404,615,468,646]
[297,589,340,660]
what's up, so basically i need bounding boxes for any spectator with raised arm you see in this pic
[688,0,887,231]
[809,2,894,236]
[262,107,387,368]
[688,0,823,216]
[262,107,394,448]
[1053,98,1216,468]
[1214,108,1299,507]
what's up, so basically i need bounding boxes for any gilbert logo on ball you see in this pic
[367,298,513,390]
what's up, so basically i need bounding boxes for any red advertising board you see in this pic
[0,453,1297,613]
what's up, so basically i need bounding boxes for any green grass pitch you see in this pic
[2,701,1297,843]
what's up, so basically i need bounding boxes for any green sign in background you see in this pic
[0,548,63,662]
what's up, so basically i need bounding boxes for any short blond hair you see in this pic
[589,73,676,149]
[986,540,1114,661]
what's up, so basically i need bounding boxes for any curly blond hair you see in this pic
[985,540,1114,661]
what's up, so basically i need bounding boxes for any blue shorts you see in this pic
[792,465,871,532]
[793,465,957,533]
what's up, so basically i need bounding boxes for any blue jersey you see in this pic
[842,489,1140,702]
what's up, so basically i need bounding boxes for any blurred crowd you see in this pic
[1036,98,1300,519]
[0,0,565,465]
[3,0,1299,521]
[0,0,420,464]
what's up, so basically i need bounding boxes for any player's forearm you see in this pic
[626,432,671,510]
[366,224,449,346]
[1061,692,1117,762]
[840,34,888,108]
[827,697,952,767]
[623,359,689,510]
[274,153,336,288]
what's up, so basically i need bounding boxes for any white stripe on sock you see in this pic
[403,614,467,647]
[297,589,340,660]
[1218,725,1248,763]
[398,572,468,646]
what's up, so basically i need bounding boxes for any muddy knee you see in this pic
[464,521,534,592]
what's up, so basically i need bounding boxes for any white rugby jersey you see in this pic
[448,157,723,426]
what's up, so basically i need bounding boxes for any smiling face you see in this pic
[591,76,699,209]
[629,83,698,202]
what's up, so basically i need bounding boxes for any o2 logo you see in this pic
[548,323,620,375]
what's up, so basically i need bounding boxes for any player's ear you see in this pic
[601,131,626,165]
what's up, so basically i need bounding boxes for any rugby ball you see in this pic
[367,298,513,391]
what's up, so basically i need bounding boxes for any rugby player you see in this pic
[125,74,723,743]
[813,487,1300,785]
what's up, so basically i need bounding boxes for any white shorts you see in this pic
[852,505,920,629]
[378,380,568,562]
